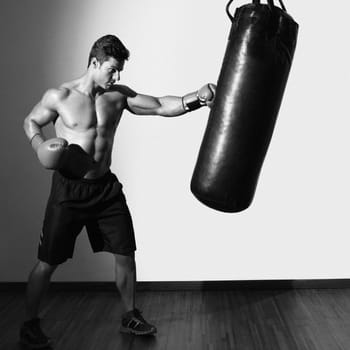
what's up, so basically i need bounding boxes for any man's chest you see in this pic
[56,93,123,130]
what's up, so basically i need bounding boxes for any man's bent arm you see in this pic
[23,89,62,152]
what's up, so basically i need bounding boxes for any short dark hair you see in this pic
[88,34,130,67]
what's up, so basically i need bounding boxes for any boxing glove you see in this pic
[182,83,216,111]
[59,144,94,179]
[198,84,216,108]
[37,138,68,170]
[37,138,94,178]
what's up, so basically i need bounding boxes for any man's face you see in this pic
[94,57,124,89]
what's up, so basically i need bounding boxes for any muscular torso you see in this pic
[54,83,126,178]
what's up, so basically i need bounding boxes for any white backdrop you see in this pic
[1,0,349,281]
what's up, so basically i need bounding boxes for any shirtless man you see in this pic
[21,34,215,348]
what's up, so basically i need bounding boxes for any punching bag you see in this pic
[191,0,298,212]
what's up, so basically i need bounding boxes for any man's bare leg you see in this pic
[25,260,58,320]
[114,253,136,312]
[20,260,58,348]
[114,253,156,335]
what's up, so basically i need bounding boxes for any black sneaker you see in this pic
[19,318,51,349]
[120,308,157,336]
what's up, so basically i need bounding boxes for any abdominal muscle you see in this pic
[55,121,115,179]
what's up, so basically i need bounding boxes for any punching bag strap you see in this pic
[226,0,236,21]
[226,0,287,21]
[253,0,287,11]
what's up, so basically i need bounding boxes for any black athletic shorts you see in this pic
[38,170,136,265]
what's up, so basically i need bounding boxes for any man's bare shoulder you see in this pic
[42,86,71,106]
[107,84,137,98]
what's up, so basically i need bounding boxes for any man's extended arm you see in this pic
[126,83,216,117]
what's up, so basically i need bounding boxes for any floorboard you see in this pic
[1,289,350,350]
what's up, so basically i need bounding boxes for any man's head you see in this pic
[88,35,129,89]
[88,34,129,67]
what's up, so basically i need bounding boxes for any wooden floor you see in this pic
[1,288,350,350]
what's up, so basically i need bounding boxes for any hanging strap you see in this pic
[253,0,286,11]
[226,0,287,21]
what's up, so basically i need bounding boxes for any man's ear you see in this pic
[91,57,99,68]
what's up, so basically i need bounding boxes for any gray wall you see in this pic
[1,0,349,282]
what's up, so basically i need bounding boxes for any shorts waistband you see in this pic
[55,170,117,185]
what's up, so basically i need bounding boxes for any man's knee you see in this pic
[36,260,59,275]
[114,253,135,271]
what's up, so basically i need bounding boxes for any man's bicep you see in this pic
[26,90,59,126]
[126,93,161,115]
[27,102,57,126]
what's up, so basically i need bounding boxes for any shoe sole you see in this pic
[120,326,157,336]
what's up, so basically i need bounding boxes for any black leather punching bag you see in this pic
[191,0,298,212]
